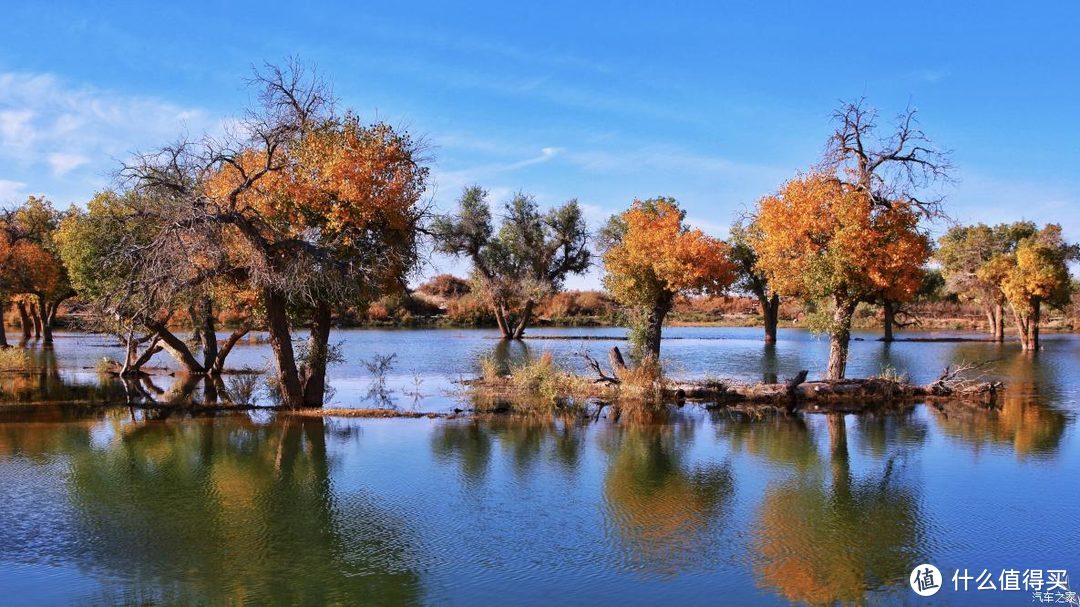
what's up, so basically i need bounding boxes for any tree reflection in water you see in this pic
[53,415,423,605]
[747,413,924,606]
[600,411,733,576]
[0,347,127,404]
[928,351,1068,458]
[431,414,586,485]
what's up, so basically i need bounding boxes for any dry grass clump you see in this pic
[478,354,502,383]
[0,348,30,371]
[612,356,668,400]
[506,352,594,411]
[94,356,120,374]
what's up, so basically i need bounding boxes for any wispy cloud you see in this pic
[46,151,90,176]
[433,146,564,202]
[0,178,26,202]
[0,72,210,201]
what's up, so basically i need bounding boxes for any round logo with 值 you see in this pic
[910,564,943,597]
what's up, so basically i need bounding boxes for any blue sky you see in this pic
[1,1,1078,287]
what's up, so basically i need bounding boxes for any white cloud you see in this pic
[0,72,211,201]
[0,179,26,202]
[46,152,90,176]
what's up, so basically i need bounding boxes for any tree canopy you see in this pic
[433,186,590,339]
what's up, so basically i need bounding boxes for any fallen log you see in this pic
[463,358,1003,415]
[672,372,1002,410]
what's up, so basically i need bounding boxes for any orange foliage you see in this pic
[751,173,930,304]
[1,239,65,298]
[204,117,426,291]
[603,198,737,309]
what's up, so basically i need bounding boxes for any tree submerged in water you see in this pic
[600,197,736,360]
[118,61,430,407]
[750,173,931,379]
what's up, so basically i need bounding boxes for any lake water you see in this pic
[1,327,1078,605]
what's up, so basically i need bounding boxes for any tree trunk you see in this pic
[493,302,511,339]
[825,299,857,381]
[0,304,7,348]
[211,325,250,375]
[882,300,895,343]
[643,292,674,360]
[15,301,32,342]
[1030,300,1040,351]
[199,296,218,371]
[35,296,53,345]
[146,321,206,373]
[29,302,42,339]
[120,325,138,376]
[511,299,534,340]
[1012,308,1029,350]
[264,289,304,407]
[187,303,203,350]
[994,302,1005,342]
[301,301,333,408]
[761,293,779,344]
[120,330,163,376]
[130,336,163,372]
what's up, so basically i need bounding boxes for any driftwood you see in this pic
[671,365,1002,411]
[581,346,630,386]
[609,347,628,378]
[582,351,620,385]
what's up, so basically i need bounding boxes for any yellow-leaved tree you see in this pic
[750,173,930,380]
[998,224,1075,351]
[600,198,736,359]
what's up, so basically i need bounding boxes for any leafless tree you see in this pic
[823,98,954,219]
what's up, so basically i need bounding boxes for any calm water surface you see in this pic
[0,327,1078,605]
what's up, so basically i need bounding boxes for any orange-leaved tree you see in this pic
[868,204,932,342]
[750,173,930,380]
[600,198,736,359]
[0,197,75,346]
[127,63,429,407]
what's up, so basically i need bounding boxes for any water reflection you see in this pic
[750,414,924,605]
[929,352,1069,458]
[432,416,586,484]
[2,415,422,605]
[929,396,1067,458]
[600,412,733,576]
[491,339,532,374]
[0,348,127,404]
[713,410,818,470]
[762,343,780,384]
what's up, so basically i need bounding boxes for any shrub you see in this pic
[367,302,390,321]
[227,370,261,406]
[509,352,591,407]
[478,354,501,382]
[446,293,495,326]
[416,274,471,298]
[0,348,30,371]
[538,290,616,321]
